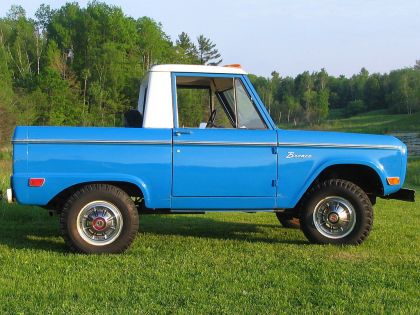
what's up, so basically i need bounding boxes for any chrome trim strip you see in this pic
[12,139,398,149]
[12,139,171,145]
[174,141,277,147]
[277,142,399,150]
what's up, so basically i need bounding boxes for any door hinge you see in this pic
[272,147,277,154]
[272,180,277,187]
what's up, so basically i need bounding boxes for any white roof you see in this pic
[150,64,247,75]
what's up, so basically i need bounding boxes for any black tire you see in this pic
[300,179,373,245]
[60,184,139,254]
[275,212,300,229]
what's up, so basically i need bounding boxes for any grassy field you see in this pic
[280,110,420,134]
[0,198,418,314]
[406,157,420,188]
[0,113,419,314]
[0,159,419,314]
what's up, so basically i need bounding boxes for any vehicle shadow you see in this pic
[0,204,307,252]
[139,214,307,245]
[0,203,66,252]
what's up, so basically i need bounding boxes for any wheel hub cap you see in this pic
[328,212,339,224]
[76,201,123,246]
[92,217,107,231]
[313,196,356,239]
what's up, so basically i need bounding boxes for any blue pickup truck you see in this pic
[6,64,415,253]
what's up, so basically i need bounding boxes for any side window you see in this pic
[176,76,234,128]
[138,81,148,115]
[175,76,267,129]
[177,87,210,128]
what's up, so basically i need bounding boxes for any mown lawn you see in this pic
[0,199,418,314]
[0,115,419,314]
[0,154,419,314]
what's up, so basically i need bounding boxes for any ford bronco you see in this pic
[6,64,415,253]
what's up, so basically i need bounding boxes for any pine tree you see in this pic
[197,35,222,66]
[176,32,198,63]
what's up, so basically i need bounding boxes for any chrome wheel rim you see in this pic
[313,196,356,239]
[76,201,123,246]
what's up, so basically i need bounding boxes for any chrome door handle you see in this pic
[174,130,192,136]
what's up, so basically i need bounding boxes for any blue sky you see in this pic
[1,0,419,77]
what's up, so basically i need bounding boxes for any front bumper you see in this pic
[382,188,415,202]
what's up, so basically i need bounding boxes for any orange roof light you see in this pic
[224,64,242,69]
[387,177,400,185]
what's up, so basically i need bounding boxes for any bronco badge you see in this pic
[286,152,312,159]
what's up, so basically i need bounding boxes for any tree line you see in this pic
[0,2,419,143]
[0,3,222,142]
[250,65,420,127]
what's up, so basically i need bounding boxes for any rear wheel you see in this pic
[60,184,139,254]
[300,179,373,245]
[275,212,300,229]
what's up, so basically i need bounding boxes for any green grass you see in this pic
[406,157,420,189]
[280,111,420,134]
[0,160,10,196]
[0,116,419,314]
[0,155,419,314]
[0,200,418,314]
[319,111,420,134]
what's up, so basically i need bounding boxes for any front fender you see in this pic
[276,147,403,208]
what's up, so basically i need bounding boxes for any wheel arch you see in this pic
[46,180,146,212]
[293,161,385,209]
[315,163,384,195]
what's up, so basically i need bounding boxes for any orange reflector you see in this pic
[224,64,242,69]
[29,178,45,187]
[387,177,400,185]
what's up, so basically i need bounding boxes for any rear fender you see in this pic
[13,173,156,208]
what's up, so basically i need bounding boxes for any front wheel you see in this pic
[60,184,139,254]
[300,179,373,245]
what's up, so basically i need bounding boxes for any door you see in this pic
[171,74,278,208]
[173,128,277,197]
